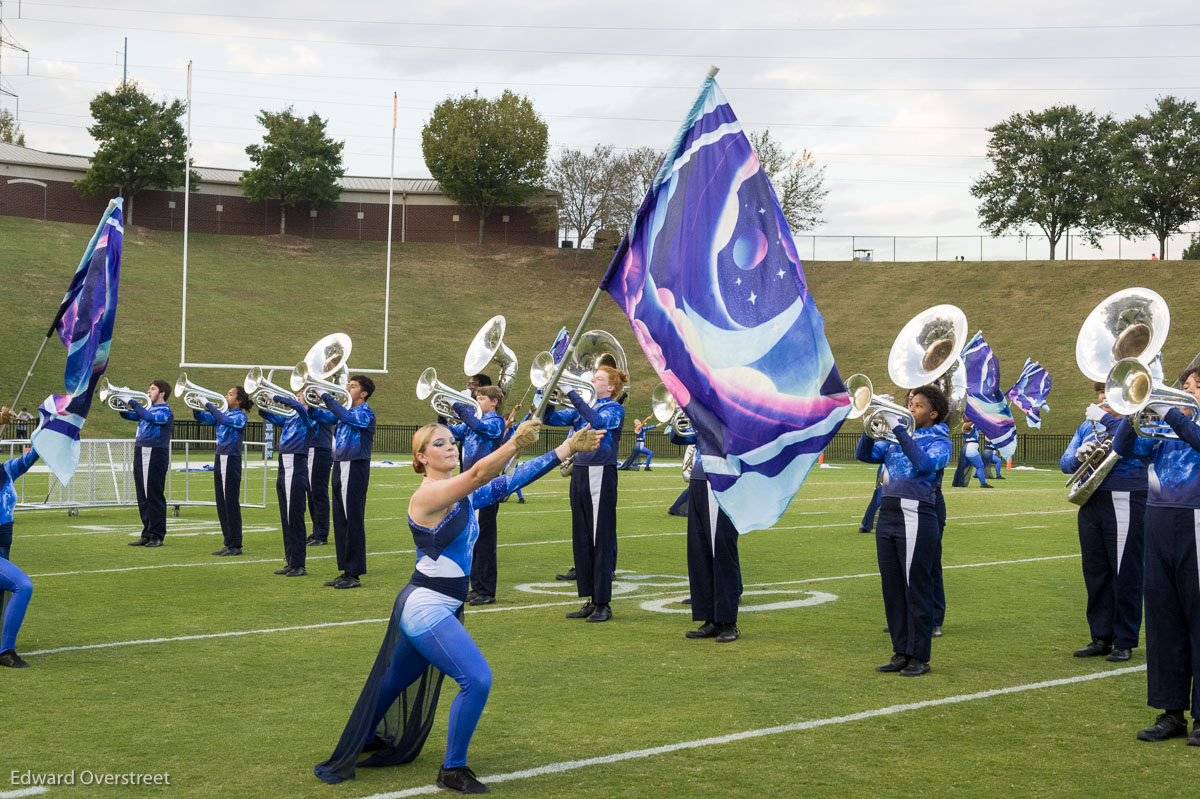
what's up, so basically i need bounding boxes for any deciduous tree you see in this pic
[747,129,827,233]
[0,108,25,147]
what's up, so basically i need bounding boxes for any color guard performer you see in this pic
[0,407,36,668]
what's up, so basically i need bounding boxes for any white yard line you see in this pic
[0,789,50,798]
[351,666,1146,799]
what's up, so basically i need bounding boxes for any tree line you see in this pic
[971,96,1200,260]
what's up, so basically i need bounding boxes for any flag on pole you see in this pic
[600,73,849,532]
[30,199,124,483]
[962,331,1017,459]
[1006,358,1052,429]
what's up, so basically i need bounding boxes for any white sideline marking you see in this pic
[352,666,1146,799]
[1015,525,1049,530]
[0,789,50,798]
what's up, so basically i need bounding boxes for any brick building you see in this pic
[0,141,558,245]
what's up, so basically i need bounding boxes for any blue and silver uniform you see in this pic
[1,449,39,560]
[1061,413,1151,492]
[542,391,625,466]
[1,449,39,655]
[856,423,953,505]
[322,395,375,461]
[193,403,247,455]
[448,404,504,471]
[120,401,173,448]
[262,395,317,454]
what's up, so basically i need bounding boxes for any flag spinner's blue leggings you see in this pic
[964,443,989,486]
[370,613,492,768]
[0,557,33,653]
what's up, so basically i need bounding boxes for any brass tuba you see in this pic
[98,377,150,412]
[416,367,482,422]
[464,315,519,395]
[174,372,229,412]
[244,367,296,418]
[290,334,353,407]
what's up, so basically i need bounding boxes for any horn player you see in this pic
[258,392,320,577]
[119,379,174,548]
[194,386,253,557]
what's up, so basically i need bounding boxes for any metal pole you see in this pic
[382,92,396,374]
[529,287,607,417]
[935,236,939,261]
[122,37,127,85]
[180,61,191,368]
[893,236,896,262]
[979,235,983,261]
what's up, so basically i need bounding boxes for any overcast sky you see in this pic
[2,0,1198,253]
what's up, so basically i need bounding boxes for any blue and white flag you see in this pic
[1006,358,1052,429]
[962,331,1017,459]
[600,75,850,532]
[30,199,124,483]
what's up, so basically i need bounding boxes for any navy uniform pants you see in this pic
[1078,489,1146,649]
[569,464,618,605]
[213,454,243,548]
[277,452,310,568]
[331,459,370,577]
[876,496,940,663]
[470,503,500,598]
[134,446,169,541]
[1143,505,1200,717]
[686,477,741,625]
[307,446,333,542]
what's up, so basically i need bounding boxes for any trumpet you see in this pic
[244,367,296,418]
[464,315,519,395]
[1105,358,1200,439]
[290,333,353,407]
[416,367,482,422]
[844,373,915,442]
[98,377,150,412]
[175,372,228,412]
[651,382,695,437]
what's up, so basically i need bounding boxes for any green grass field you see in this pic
[5,461,1198,797]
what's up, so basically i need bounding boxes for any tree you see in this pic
[75,81,195,226]
[1106,96,1200,260]
[0,108,25,147]
[422,90,548,244]
[970,105,1115,260]
[606,146,663,235]
[747,129,828,233]
[1184,233,1200,260]
[541,144,616,247]
[240,107,345,237]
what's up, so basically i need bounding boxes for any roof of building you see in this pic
[0,141,446,194]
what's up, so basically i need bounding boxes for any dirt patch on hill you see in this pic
[259,234,312,250]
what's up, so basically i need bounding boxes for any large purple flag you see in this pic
[962,331,1017,459]
[600,75,850,532]
[30,199,123,482]
[1006,358,1052,429]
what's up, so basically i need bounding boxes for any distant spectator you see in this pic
[1151,253,1158,260]
[14,408,33,439]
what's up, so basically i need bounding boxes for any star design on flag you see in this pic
[748,291,757,305]
[736,277,742,286]
[777,268,786,278]
[758,207,765,214]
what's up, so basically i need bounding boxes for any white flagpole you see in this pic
[382,92,396,374]
[180,60,192,368]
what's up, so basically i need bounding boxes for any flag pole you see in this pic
[180,61,192,368]
[382,92,396,374]
[4,198,119,436]
[530,65,720,417]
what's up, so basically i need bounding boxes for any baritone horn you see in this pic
[844,373,915,442]
[416,367,482,422]
[244,367,296,417]
[98,377,150,412]
[290,333,353,407]
[1105,358,1200,439]
[174,372,229,412]
[464,315,518,395]
[651,382,694,436]
[531,329,628,408]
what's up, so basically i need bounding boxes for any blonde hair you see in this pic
[411,423,445,474]
[596,365,628,396]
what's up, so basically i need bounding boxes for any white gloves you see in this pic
[1146,402,1173,417]
[1085,404,1107,423]
[1076,441,1097,462]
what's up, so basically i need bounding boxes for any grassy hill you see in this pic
[1,214,1194,441]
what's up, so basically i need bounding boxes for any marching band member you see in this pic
[305,404,336,548]
[193,387,251,557]
[1060,381,1149,663]
[671,424,742,642]
[543,365,627,623]
[321,376,376,590]
[856,384,952,677]
[1113,366,1200,745]
[120,380,173,548]
[448,385,506,606]
[618,415,657,471]
[314,419,600,792]
[0,407,36,668]
[259,393,318,577]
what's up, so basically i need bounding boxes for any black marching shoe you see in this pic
[565,601,595,619]
[979,483,994,489]
[555,567,577,581]
[932,625,943,638]
[128,537,149,546]
[1189,722,1200,747]
[144,538,163,548]
[286,566,307,577]
[586,604,612,623]
[469,594,496,606]
[876,654,909,673]
[274,565,292,575]
[466,589,481,603]
[858,526,871,534]
[1073,638,1113,658]
[333,574,362,589]
[324,573,349,587]
[1106,648,1132,662]
[900,659,931,677]
[1137,711,1188,742]
[436,765,490,794]
[0,649,30,669]
[682,597,693,605]
[716,624,740,643]
[686,621,718,639]
[308,538,328,546]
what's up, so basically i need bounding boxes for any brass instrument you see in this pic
[1065,418,1120,506]
[681,444,696,482]
[174,373,228,412]
[530,351,596,406]
[416,367,482,422]
[290,334,353,407]
[244,367,296,418]
[844,373,916,442]
[1106,358,1200,439]
[530,329,628,408]
[1076,287,1169,382]
[651,382,695,437]
[464,315,519,395]
[98,377,150,412]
